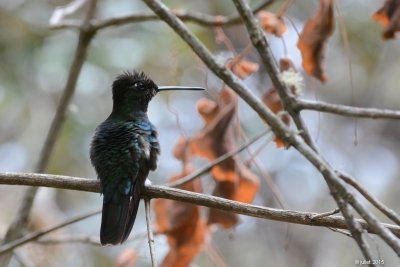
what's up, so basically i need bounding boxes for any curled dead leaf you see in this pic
[190,88,260,228]
[372,0,400,39]
[161,218,207,267]
[258,11,287,37]
[208,181,239,228]
[190,88,239,183]
[196,99,218,124]
[208,164,260,228]
[229,58,259,79]
[235,164,260,203]
[154,163,207,267]
[297,0,335,82]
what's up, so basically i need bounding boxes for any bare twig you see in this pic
[145,198,157,267]
[0,210,100,255]
[0,1,98,265]
[140,0,400,259]
[334,196,376,265]
[36,235,101,246]
[35,231,150,246]
[0,172,400,238]
[168,129,271,187]
[339,173,400,226]
[230,0,400,259]
[328,227,352,238]
[311,208,340,220]
[295,99,400,120]
[51,0,275,30]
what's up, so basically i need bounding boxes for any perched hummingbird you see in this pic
[90,71,204,245]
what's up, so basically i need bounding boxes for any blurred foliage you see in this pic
[0,0,400,266]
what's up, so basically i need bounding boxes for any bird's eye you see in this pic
[132,81,144,89]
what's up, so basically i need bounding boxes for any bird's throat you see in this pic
[111,100,149,120]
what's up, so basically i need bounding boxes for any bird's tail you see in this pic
[100,179,142,245]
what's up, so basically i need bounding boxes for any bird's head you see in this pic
[111,71,205,114]
[112,71,158,106]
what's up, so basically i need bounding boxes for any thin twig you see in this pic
[230,0,400,258]
[0,172,400,238]
[240,132,288,209]
[334,195,376,265]
[328,227,352,238]
[168,129,271,187]
[36,235,101,246]
[0,210,101,255]
[311,208,340,220]
[295,99,400,120]
[35,231,150,246]
[145,198,157,267]
[340,173,400,226]
[51,0,275,30]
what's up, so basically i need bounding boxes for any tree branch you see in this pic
[139,0,400,258]
[339,173,400,226]
[0,172,399,238]
[145,199,157,267]
[230,0,400,259]
[0,1,98,266]
[295,99,400,120]
[50,0,274,30]
[0,210,100,255]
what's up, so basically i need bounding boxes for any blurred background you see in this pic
[0,0,399,266]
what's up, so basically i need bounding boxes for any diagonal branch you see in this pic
[0,210,100,255]
[0,172,400,238]
[230,0,378,261]
[141,0,400,258]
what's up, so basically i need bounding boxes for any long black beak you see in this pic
[157,86,205,92]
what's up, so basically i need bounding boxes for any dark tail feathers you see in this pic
[100,190,141,245]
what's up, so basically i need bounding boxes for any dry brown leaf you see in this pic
[262,88,290,148]
[154,165,202,234]
[235,164,260,203]
[372,0,400,39]
[208,164,260,228]
[114,249,138,267]
[161,218,207,267]
[229,58,259,79]
[280,57,296,71]
[190,88,239,183]
[258,11,287,37]
[154,161,207,267]
[297,0,334,82]
[207,181,239,228]
[196,99,218,124]
[190,88,260,228]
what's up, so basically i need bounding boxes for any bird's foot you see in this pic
[145,179,152,186]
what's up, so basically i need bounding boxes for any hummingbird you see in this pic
[90,71,204,245]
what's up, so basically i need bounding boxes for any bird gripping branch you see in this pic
[90,71,204,245]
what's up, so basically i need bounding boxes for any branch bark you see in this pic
[50,0,274,30]
[142,0,400,258]
[0,172,399,238]
[296,99,400,120]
